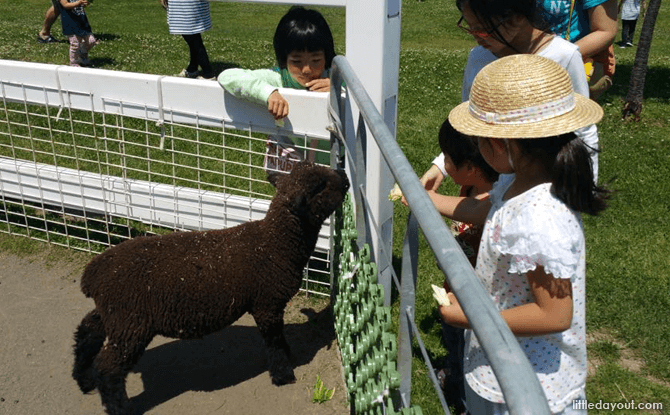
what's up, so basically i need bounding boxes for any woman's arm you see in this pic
[575,0,618,59]
[440,266,574,336]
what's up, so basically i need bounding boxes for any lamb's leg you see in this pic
[253,311,296,385]
[72,309,106,393]
[94,336,151,415]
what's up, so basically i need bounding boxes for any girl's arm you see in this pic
[218,68,282,106]
[575,0,618,59]
[218,68,287,119]
[426,191,491,225]
[59,0,88,9]
[440,266,574,336]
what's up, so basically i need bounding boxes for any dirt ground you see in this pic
[0,249,349,415]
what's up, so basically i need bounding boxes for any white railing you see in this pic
[0,59,333,295]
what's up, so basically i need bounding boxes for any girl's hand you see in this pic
[160,0,168,10]
[267,90,289,120]
[438,293,469,329]
[306,78,330,92]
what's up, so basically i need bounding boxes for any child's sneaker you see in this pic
[74,57,92,67]
[176,69,199,78]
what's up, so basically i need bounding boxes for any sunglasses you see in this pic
[457,16,506,39]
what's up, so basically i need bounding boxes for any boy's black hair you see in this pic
[456,0,551,53]
[516,133,610,215]
[273,6,336,69]
[438,119,499,183]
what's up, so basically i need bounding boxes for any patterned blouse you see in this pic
[464,174,587,413]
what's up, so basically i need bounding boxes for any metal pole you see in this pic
[330,56,551,415]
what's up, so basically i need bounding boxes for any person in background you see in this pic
[412,0,600,205]
[38,2,61,43]
[161,0,216,80]
[55,0,97,67]
[539,0,618,99]
[540,0,617,59]
[618,0,643,47]
[218,6,336,173]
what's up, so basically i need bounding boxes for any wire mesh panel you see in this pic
[0,62,333,296]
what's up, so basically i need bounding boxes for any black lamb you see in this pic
[71,161,349,415]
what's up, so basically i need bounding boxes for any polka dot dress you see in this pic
[464,174,587,413]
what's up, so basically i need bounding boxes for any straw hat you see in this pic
[449,54,603,139]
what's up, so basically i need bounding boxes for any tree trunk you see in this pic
[622,0,662,120]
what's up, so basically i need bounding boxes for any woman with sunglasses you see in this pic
[412,0,600,203]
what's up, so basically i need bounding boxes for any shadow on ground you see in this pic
[130,307,335,414]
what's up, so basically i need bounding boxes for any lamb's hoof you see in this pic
[271,369,297,386]
[73,368,97,394]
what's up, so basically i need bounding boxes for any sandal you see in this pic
[37,34,60,44]
[176,69,199,79]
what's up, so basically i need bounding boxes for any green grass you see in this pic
[2,0,670,414]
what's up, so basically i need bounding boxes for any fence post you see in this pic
[398,212,419,407]
[345,0,401,306]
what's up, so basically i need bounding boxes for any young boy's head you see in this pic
[438,118,499,185]
[273,6,336,70]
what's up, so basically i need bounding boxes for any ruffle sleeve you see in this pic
[489,181,585,281]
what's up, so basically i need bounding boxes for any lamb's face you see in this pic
[268,162,349,225]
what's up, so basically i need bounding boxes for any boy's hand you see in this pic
[305,78,330,92]
[160,0,168,10]
[401,164,445,206]
[267,90,289,120]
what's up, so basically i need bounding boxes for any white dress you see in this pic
[167,0,212,35]
[464,174,588,413]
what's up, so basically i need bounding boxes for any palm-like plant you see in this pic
[622,0,662,120]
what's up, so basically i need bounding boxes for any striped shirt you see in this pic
[166,0,212,35]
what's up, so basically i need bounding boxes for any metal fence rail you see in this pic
[329,56,551,414]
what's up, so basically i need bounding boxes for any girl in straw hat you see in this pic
[434,54,609,414]
[417,0,601,201]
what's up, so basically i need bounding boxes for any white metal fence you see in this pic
[0,59,334,295]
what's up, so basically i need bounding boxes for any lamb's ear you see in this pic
[267,172,281,188]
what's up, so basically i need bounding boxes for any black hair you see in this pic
[515,133,610,215]
[456,0,551,53]
[273,6,336,69]
[438,119,499,183]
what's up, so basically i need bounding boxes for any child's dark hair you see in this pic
[516,133,610,215]
[438,119,499,183]
[273,6,336,69]
[455,0,551,53]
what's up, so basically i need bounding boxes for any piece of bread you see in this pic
[431,284,451,306]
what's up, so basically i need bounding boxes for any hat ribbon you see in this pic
[469,93,575,125]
